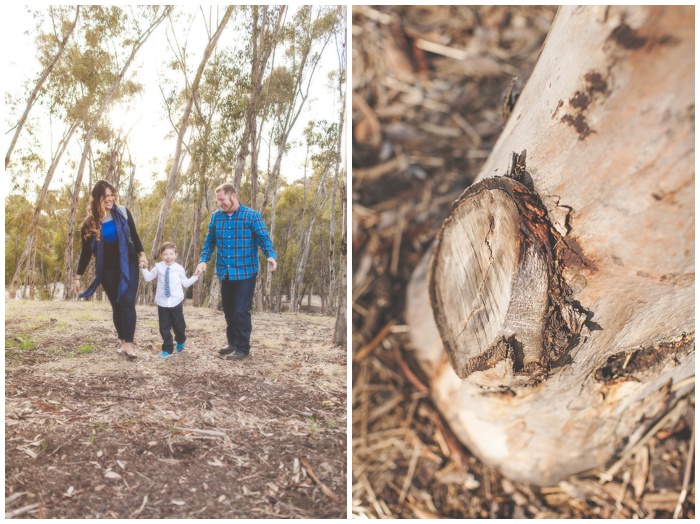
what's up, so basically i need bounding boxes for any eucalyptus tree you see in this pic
[184,51,240,307]
[8,119,78,299]
[259,5,343,215]
[62,5,173,299]
[332,6,347,345]
[148,5,233,263]
[7,6,83,299]
[327,7,346,317]
[255,6,343,312]
[288,119,338,312]
[5,6,79,169]
[231,5,286,211]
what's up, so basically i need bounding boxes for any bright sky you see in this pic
[3,5,344,196]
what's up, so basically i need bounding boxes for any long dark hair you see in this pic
[82,180,117,241]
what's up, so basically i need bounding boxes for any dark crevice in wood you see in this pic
[594,334,695,385]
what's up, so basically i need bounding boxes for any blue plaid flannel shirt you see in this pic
[200,204,277,281]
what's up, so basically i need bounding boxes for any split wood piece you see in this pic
[429,176,585,389]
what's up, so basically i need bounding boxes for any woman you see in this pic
[73,180,148,360]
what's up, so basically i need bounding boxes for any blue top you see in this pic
[102,219,118,243]
[199,204,276,281]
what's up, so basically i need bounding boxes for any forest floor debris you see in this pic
[5,299,346,519]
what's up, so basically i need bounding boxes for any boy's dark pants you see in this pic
[158,302,186,353]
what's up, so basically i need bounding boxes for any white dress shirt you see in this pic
[140,261,198,308]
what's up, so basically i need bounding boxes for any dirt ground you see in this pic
[351,5,694,519]
[5,299,347,519]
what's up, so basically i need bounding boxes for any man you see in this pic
[196,183,277,361]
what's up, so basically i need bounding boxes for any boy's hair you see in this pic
[215,183,237,195]
[159,242,177,255]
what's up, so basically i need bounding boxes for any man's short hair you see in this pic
[160,241,177,254]
[215,183,237,195]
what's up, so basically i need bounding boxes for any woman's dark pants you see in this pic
[101,260,139,343]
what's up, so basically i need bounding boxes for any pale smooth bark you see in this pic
[406,5,694,485]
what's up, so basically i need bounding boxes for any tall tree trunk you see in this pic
[327,6,347,316]
[191,188,205,307]
[63,7,171,299]
[263,157,281,311]
[124,162,136,209]
[331,5,347,345]
[150,6,233,261]
[5,6,80,169]
[9,120,79,299]
[207,275,221,311]
[289,168,330,312]
[333,158,347,347]
[406,5,694,486]
[233,6,285,193]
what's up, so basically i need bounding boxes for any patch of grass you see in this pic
[77,344,95,354]
[5,335,37,351]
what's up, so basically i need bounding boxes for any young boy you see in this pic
[140,242,199,358]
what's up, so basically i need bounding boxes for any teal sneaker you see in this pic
[176,343,185,353]
[159,350,173,358]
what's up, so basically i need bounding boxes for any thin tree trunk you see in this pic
[289,167,330,312]
[208,275,221,311]
[9,120,79,299]
[406,5,694,486]
[5,6,80,169]
[232,6,285,195]
[328,9,346,316]
[191,190,204,307]
[332,199,347,346]
[150,6,233,261]
[263,159,281,311]
[124,162,136,209]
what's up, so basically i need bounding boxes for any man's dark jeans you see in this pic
[158,302,186,353]
[220,274,256,353]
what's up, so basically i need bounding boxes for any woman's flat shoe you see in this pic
[125,352,137,361]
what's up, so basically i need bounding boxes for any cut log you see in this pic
[406,5,694,486]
